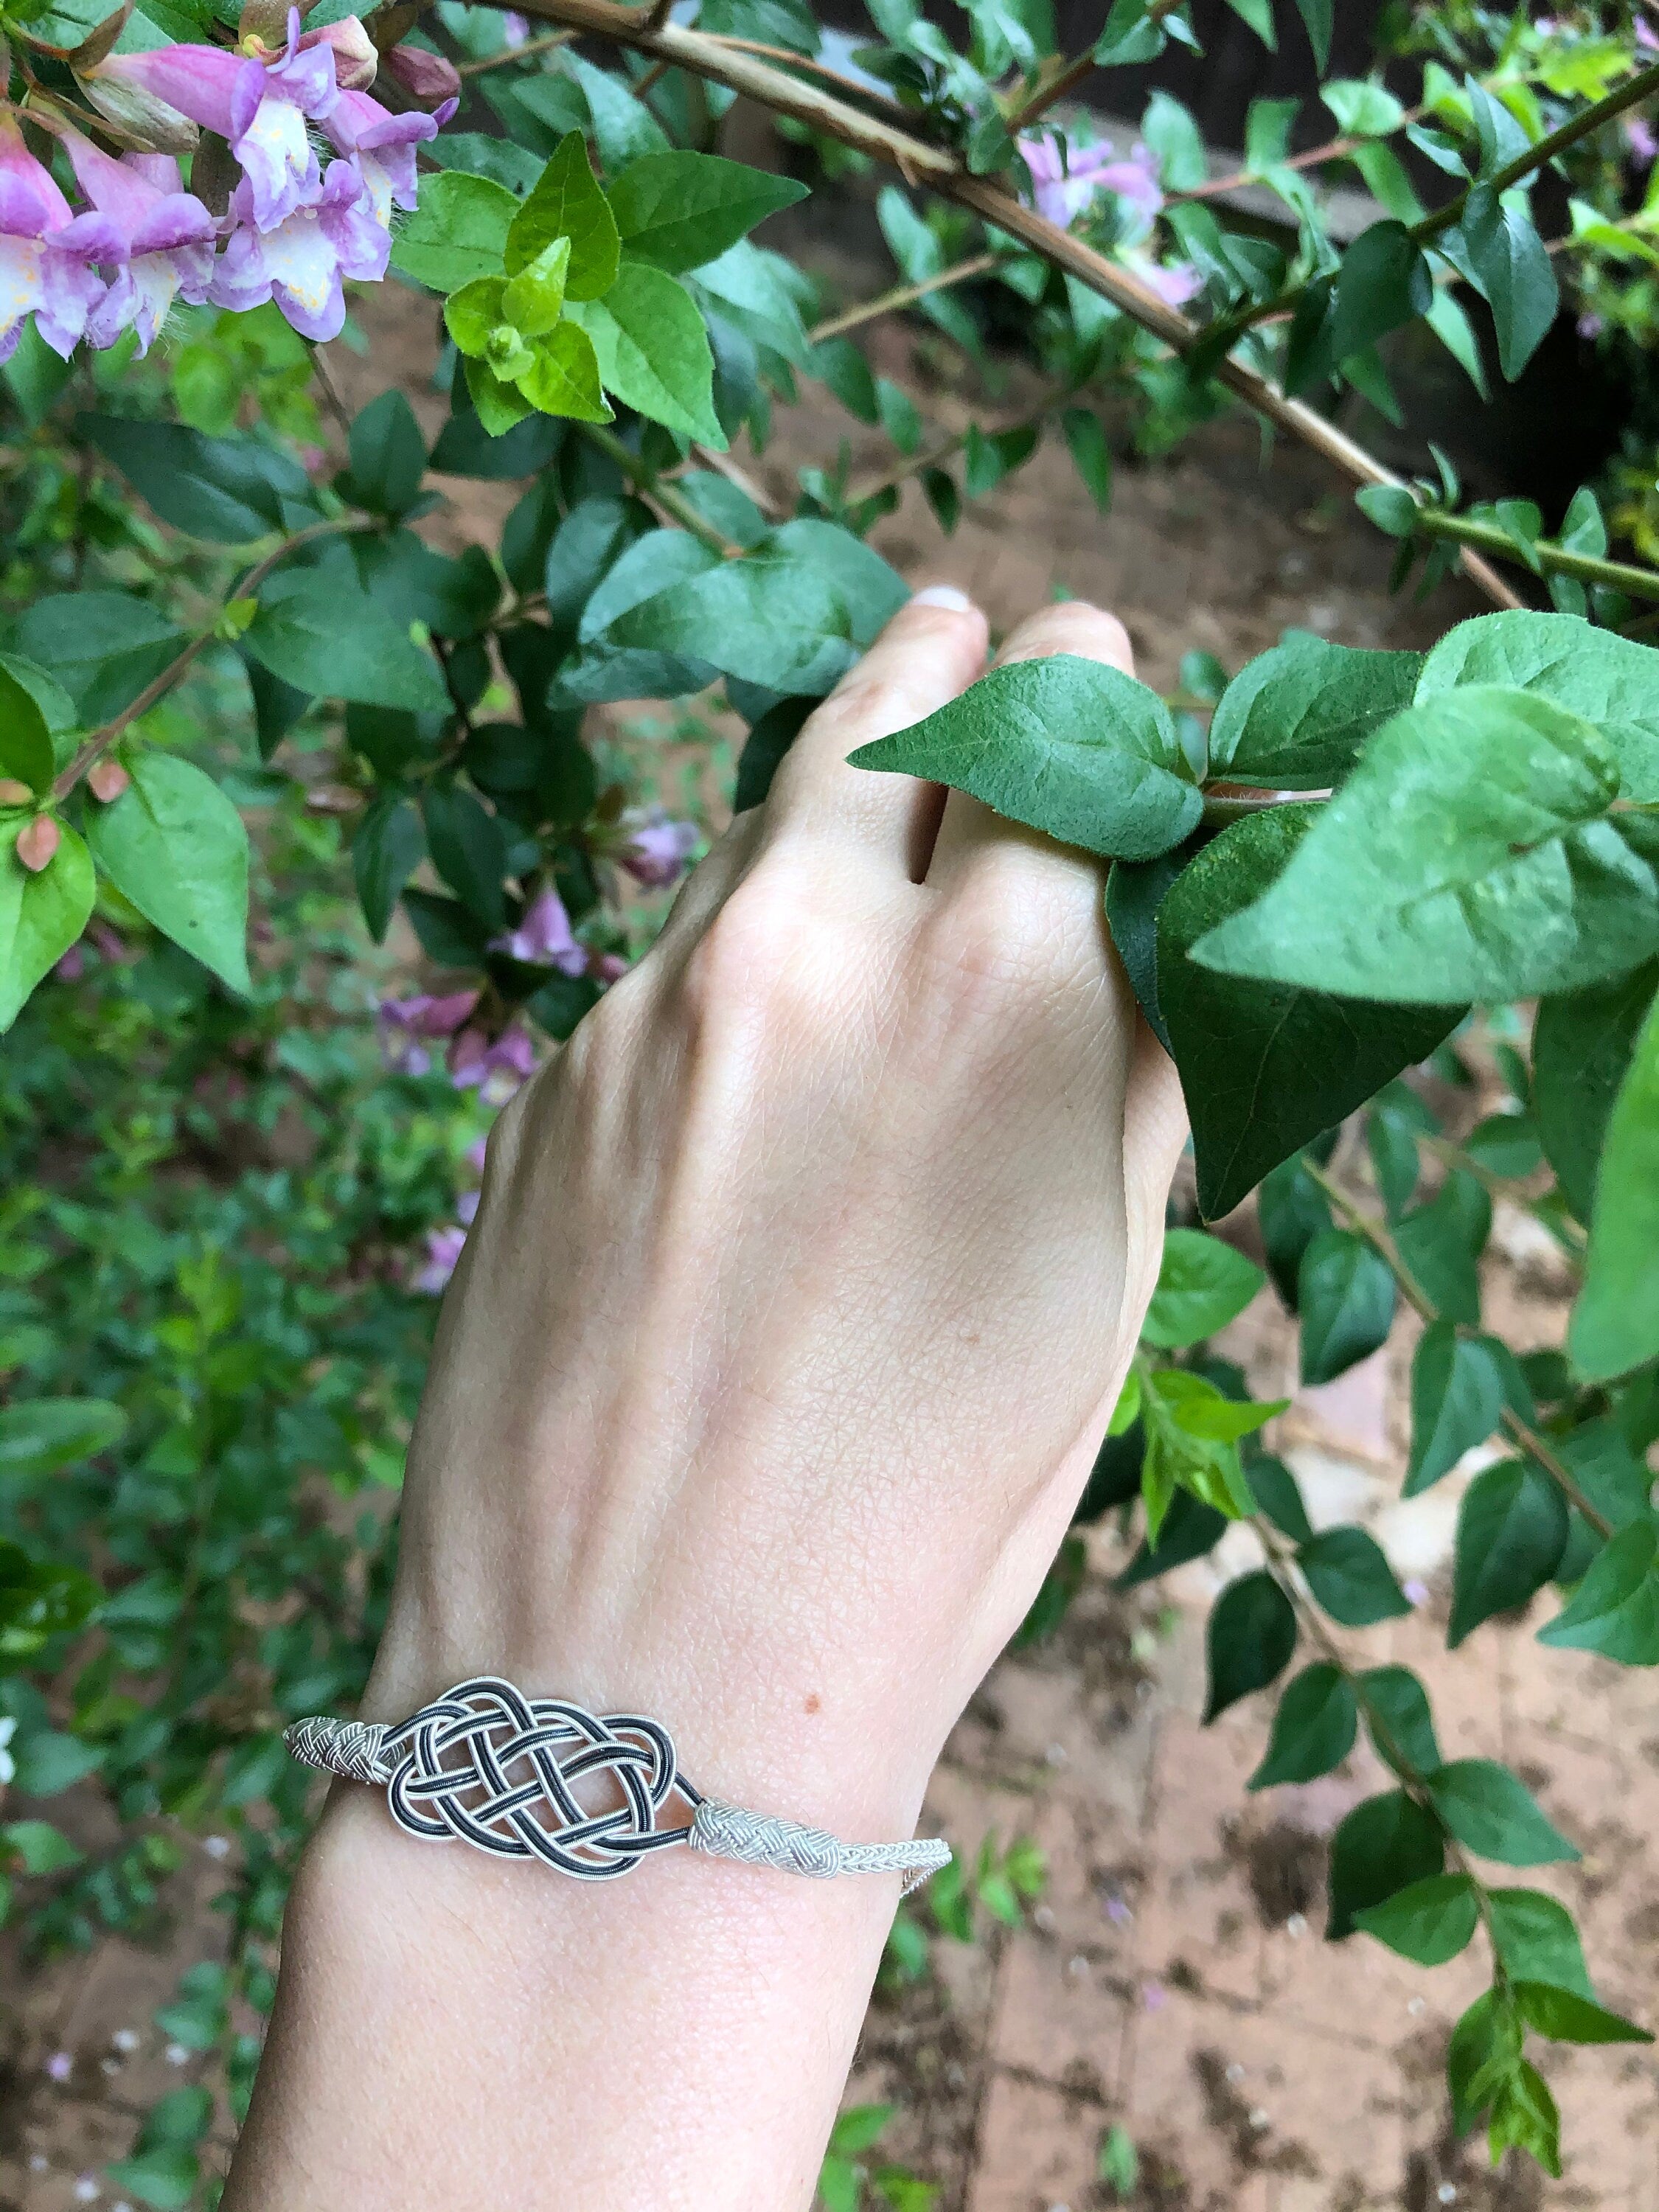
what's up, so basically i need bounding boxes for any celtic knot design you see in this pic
[287,1674,951,1891]
[378,1676,697,1879]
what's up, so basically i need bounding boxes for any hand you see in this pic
[369,589,1186,1827]
[228,591,1186,2212]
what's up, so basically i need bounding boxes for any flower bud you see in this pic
[382,40,461,108]
[88,759,131,803]
[0,778,32,807]
[298,14,378,90]
[16,815,62,872]
[75,68,200,153]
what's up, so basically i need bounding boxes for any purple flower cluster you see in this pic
[1018,128,1200,309]
[0,8,453,365]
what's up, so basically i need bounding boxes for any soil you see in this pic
[3,289,1655,2212]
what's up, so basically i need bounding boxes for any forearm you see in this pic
[227,1751,917,2210]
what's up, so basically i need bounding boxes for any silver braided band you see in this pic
[285,1676,950,1896]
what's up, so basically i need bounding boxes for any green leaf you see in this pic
[1415,609,1659,802]
[1248,1453,1313,1543]
[1514,1983,1652,2045]
[1248,1662,1357,1789]
[15,594,184,724]
[341,391,428,518]
[0,1398,125,1476]
[244,573,450,714]
[80,414,312,543]
[606,150,807,274]
[1288,222,1431,392]
[1326,1789,1444,1939]
[1203,1568,1297,1721]
[561,529,722,702]
[0,663,57,794]
[1105,848,1182,1052]
[85,754,250,995]
[1222,0,1276,47]
[1394,1170,1488,1327]
[0,818,94,1032]
[1117,1487,1228,1584]
[465,355,535,437]
[1355,484,1419,538]
[1534,962,1658,1222]
[1486,2059,1560,2179]
[1,1818,82,1874]
[1407,1323,1513,1495]
[106,2146,198,2211]
[1152,1369,1284,1442]
[352,794,423,946]
[518,319,613,424]
[602,546,858,695]
[422,785,509,932]
[1293,0,1331,66]
[850,655,1200,864]
[1158,808,1458,1217]
[1191,689,1659,1005]
[1488,1888,1594,2000]
[391,170,518,293]
[1298,1526,1410,1626]
[1537,1519,1659,1665]
[1321,79,1405,136]
[1142,91,1207,193]
[1447,183,1559,382]
[567,263,724,445]
[565,50,672,168]
[1297,1228,1395,1385]
[1206,635,1423,791]
[1354,1872,1479,1965]
[10,1726,101,1795]
[502,237,572,335]
[1571,988,1659,1381]
[1450,1460,1569,1646]
[1142,1228,1264,1349]
[1428,1759,1579,1865]
[507,132,621,299]
[1357,1664,1441,1779]
[1062,406,1113,511]
[829,2103,894,2156]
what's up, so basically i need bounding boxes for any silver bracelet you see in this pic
[285,1674,951,1895]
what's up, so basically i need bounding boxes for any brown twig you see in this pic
[809,250,1002,342]
[456,27,574,74]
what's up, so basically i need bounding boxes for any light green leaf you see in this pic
[465,355,535,437]
[850,655,1201,864]
[501,236,571,334]
[391,170,518,293]
[607,149,808,274]
[1144,1228,1264,1348]
[1571,987,1659,1380]
[1,1818,82,1874]
[1192,689,1659,1004]
[86,754,249,994]
[1321,79,1406,136]
[517,320,613,423]
[1488,1888,1594,2000]
[567,263,724,445]
[0,818,94,1032]
[506,131,621,299]
[1206,633,1423,790]
[444,275,508,360]
[1354,1872,1479,1965]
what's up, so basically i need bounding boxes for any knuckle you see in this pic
[678,863,841,1024]
[1001,601,1134,673]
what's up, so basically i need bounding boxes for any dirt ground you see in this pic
[3,291,1655,2211]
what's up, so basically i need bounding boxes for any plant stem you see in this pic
[1200,791,1302,826]
[1300,1159,1614,1540]
[1411,507,1659,603]
[576,421,744,555]
[456,27,574,73]
[479,0,1521,609]
[52,518,360,801]
[809,250,1002,343]
[1004,46,1098,135]
[1411,58,1659,244]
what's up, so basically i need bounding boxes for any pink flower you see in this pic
[449,1023,536,1102]
[323,87,445,238]
[382,44,463,110]
[463,1134,490,1173]
[1131,256,1202,307]
[594,952,630,987]
[60,135,216,357]
[378,989,479,1074]
[94,6,340,231]
[456,1188,480,1226]
[619,813,699,889]
[1579,311,1605,341]
[55,944,86,983]
[490,886,587,973]
[299,15,378,93]
[46,2051,74,2083]
[210,159,386,340]
[0,115,119,362]
[1627,115,1658,167]
[414,1222,467,1293]
[501,13,531,46]
[1020,131,1163,234]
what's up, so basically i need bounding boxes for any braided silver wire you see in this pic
[285,1676,949,1891]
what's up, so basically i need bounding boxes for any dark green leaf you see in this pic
[1293,0,1332,67]
[1297,1229,1396,1385]
[86,754,250,995]
[1143,1228,1264,1348]
[1206,635,1423,791]
[1514,1983,1652,2045]
[1192,689,1659,1004]
[341,391,428,517]
[352,795,423,945]
[1326,1789,1444,1939]
[1288,222,1432,393]
[565,52,672,169]
[1447,183,1559,382]
[0,664,55,794]
[1116,1487,1226,1585]
[1534,961,1658,1222]
[734,696,814,812]
[1537,1519,1659,1665]
[401,888,487,967]
[422,785,509,932]
[603,548,857,695]
[244,573,450,714]
[1257,1150,1333,1308]
[1357,1664,1441,1780]
[79,415,312,543]
[1571,989,1659,1381]
[606,150,807,274]
[1062,406,1113,511]
[1160,808,1458,1217]
[1428,1759,1579,1865]
[853,655,1200,864]
[15,594,184,724]
[0,1398,125,1477]
[1450,1460,1569,1645]
[1407,1323,1514,1495]
[1203,1568,1297,1721]
[1299,1526,1410,1626]
[1248,1662,1357,1788]
[1105,847,1186,1053]
[1354,1872,1478,1964]
[1394,1171,1489,1327]
[1488,1888,1594,2000]
[1248,1454,1313,1543]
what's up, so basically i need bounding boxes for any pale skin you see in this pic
[223,591,1187,2211]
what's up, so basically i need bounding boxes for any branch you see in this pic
[1412,507,1659,604]
[1004,46,1098,136]
[52,518,359,800]
[482,0,1520,607]
[577,421,743,554]
[809,250,1002,342]
[456,27,574,74]
[1412,58,1659,244]
[1300,1160,1614,1541]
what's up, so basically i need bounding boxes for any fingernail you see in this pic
[912,583,974,611]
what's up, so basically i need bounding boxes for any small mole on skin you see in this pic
[804,1693,821,1715]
